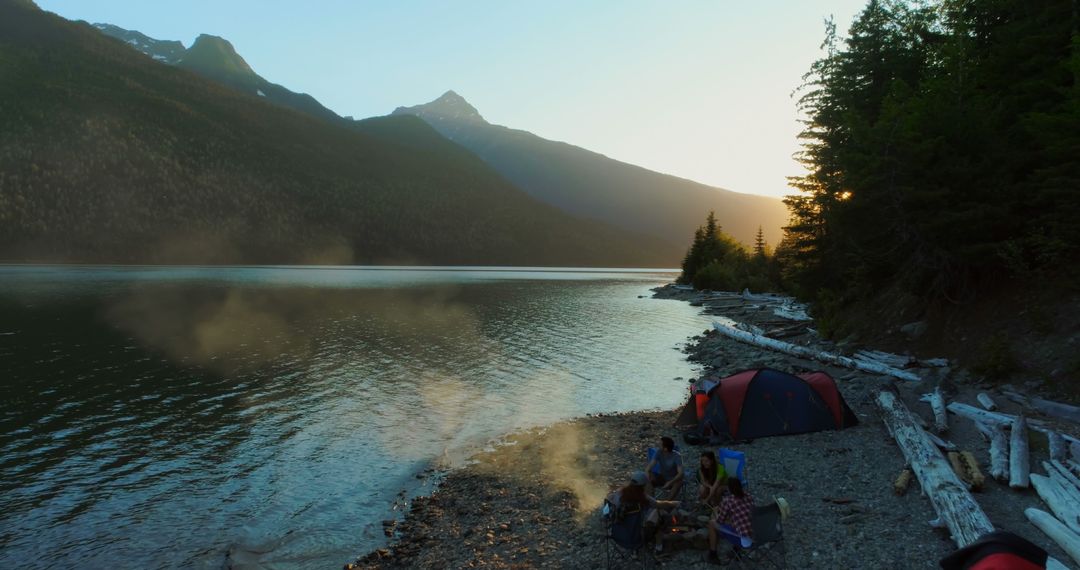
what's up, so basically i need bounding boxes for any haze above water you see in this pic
[0,266,711,568]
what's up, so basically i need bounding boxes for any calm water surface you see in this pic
[0,266,711,569]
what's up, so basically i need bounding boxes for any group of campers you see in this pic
[605,436,752,564]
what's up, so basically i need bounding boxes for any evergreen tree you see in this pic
[753,225,767,259]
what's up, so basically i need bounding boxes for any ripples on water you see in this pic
[0,266,712,568]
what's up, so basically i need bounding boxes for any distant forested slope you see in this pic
[0,2,678,266]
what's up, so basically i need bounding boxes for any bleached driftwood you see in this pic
[1010,414,1031,489]
[713,322,921,381]
[1027,508,1080,568]
[946,403,1080,447]
[877,389,994,546]
[924,430,958,452]
[1045,461,1080,507]
[930,388,949,433]
[1031,473,1080,535]
[977,393,997,411]
[855,349,913,369]
[975,421,1009,482]
[1005,390,1080,426]
[1055,460,1080,489]
[1051,431,1069,462]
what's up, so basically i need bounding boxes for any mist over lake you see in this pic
[0,266,711,568]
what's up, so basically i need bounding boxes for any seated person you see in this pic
[605,471,680,548]
[706,477,754,563]
[697,450,726,507]
[645,436,684,499]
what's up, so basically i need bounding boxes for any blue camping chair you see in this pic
[602,499,653,569]
[718,448,749,489]
[647,446,686,500]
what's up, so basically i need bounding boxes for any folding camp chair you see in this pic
[602,500,653,569]
[718,448,749,489]
[731,501,787,569]
[646,446,686,501]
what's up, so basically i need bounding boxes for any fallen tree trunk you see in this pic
[1004,390,1080,426]
[1026,508,1080,568]
[1031,474,1080,535]
[1051,431,1069,462]
[1011,414,1031,489]
[946,403,1080,447]
[713,322,921,381]
[930,388,948,433]
[975,422,1009,482]
[1045,461,1080,509]
[877,389,994,546]
[977,393,997,411]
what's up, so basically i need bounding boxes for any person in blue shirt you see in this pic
[645,436,684,499]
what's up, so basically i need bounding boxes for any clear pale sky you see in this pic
[37,0,868,199]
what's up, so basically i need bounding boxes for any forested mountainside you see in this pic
[392,91,790,249]
[787,0,1079,389]
[0,2,679,266]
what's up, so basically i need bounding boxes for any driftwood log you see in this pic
[712,322,921,381]
[946,403,1080,447]
[975,421,1009,482]
[1054,460,1080,496]
[1010,414,1031,489]
[977,392,997,411]
[1051,431,1069,462]
[877,389,994,546]
[960,452,986,490]
[930,388,949,433]
[894,468,914,495]
[1031,473,1080,535]
[1004,390,1080,426]
[1026,508,1080,568]
[1045,461,1080,509]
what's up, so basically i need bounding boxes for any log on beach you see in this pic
[1031,473,1080,535]
[947,403,1080,447]
[713,322,921,381]
[930,388,949,433]
[877,389,994,546]
[977,392,997,411]
[1004,390,1080,426]
[1027,508,1080,567]
[975,421,1009,482]
[1011,414,1031,489]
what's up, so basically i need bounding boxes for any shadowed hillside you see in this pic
[0,2,680,266]
[393,91,790,248]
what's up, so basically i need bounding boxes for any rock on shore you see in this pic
[354,284,1074,569]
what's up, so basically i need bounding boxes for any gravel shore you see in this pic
[353,285,1076,569]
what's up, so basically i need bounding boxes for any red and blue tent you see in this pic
[676,368,858,441]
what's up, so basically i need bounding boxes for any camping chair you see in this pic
[730,501,787,569]
[646,446,686,501]
[602,500,653,569]
[718,448,749,489]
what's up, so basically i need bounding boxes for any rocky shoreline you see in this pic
[352,284,1075,569]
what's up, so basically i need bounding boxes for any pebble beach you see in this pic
[353,284,1075,569]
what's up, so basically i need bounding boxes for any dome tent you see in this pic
[676,368,858,441]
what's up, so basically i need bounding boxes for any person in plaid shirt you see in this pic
[706,477,754,564]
